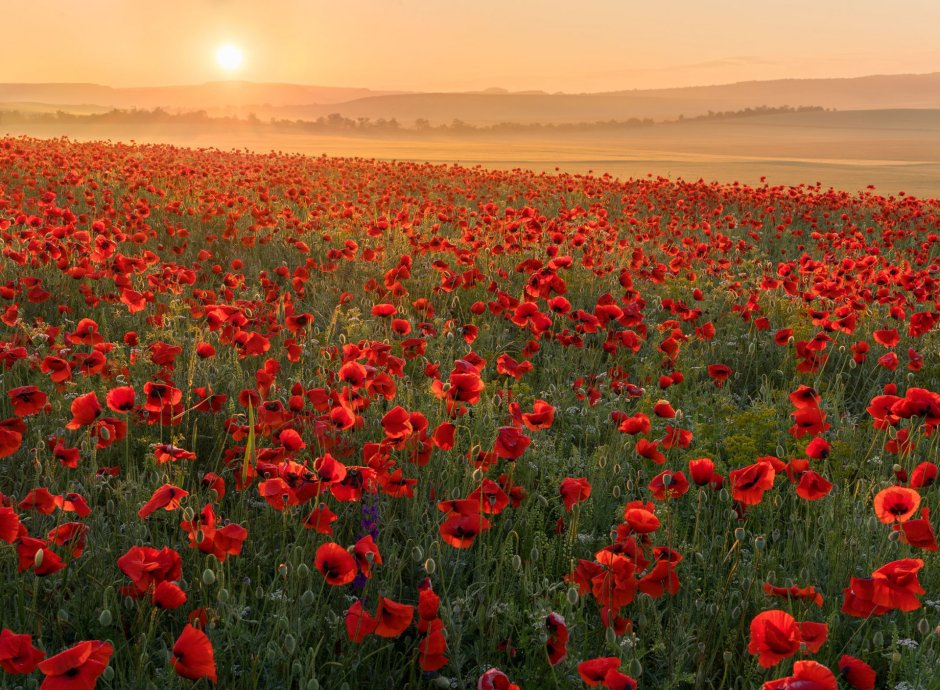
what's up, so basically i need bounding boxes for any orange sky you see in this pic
[6,0,940,91]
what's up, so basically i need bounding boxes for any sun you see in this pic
[215,44,244,72]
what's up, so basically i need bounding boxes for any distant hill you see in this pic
[0,82,403,110]
[3,73,940,125]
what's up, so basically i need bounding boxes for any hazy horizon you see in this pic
[6,1,940,93]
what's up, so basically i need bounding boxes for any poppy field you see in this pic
[0,135,938,689]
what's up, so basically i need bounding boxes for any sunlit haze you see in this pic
[4,0,939,90]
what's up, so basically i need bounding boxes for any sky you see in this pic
[5,0,940,92]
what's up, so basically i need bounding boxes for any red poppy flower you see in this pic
[304,504,338,534]
[545,612,568,666]
[898,507,938,551]
[477,668,520,690]
[152,581,187,609]
[440,513,490,548]
[763,582,824,607]
[314,542,357,585]
[559,477,592,511]
[345,600,378,642]
[618,413,650,435]
[688,458,714,486]
[873,486,920,523]
[909,461,937,488]
[118,545,182,593]
[729,461,776,505]
[0,628,45,675]
[38,640,113,689]
[374,596,414,637]
[577,657,621,686]
[138,484,189,519]
[105,386,136,413]
[762,660,837,690]
[0,418,26,459]
[795,470,833,500]
[706,363,732,386]
[789,385,821,409]
[7,386,48,417]
[66,392,102,429]
[798,620,828,653]
[492,426,530,460]
[838,655,876,690]
[748,609,801,668]
[0,506,22,544]
[171,624,217,683]
[804,437,830,459]
[647,470,689,500]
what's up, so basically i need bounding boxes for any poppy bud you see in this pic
[57,608,69,623]
[34,548,44,568]
[566,587,579,605]
[611,485,621,499]
[424,558,436,575]
[301,590,315,606]
[888,530,900,542]
[511,554,522,570]
[530,546,539,562]
[629,658,643,676]
[297,563,310,578]
[284,634,296,654]
[99,609,113,626]
[218,588,230,603]
[99,426,111,441]
[873,631,884,647]
[891,651,901,664]
[918,618,930,636]
[202,568,216,585]
[103,666,114,682]
[605,626,617,645]
[411,546,423,561]
[662,473,673,487]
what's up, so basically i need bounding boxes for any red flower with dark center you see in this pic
[7,386,48,417]
[748,609,800,668]
[138,483,188,519]
[838,655,876,690]
[873,486,920,523]
[314,542,357,585]
[66,392,101,429]
[38,640,113,690]
[0,628,45,675]
[171,624,217,683]
[729,461,776,505]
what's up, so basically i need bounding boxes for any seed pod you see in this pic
[754,536,766,551]
[734,527,746,541]
[278,563,289,577]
